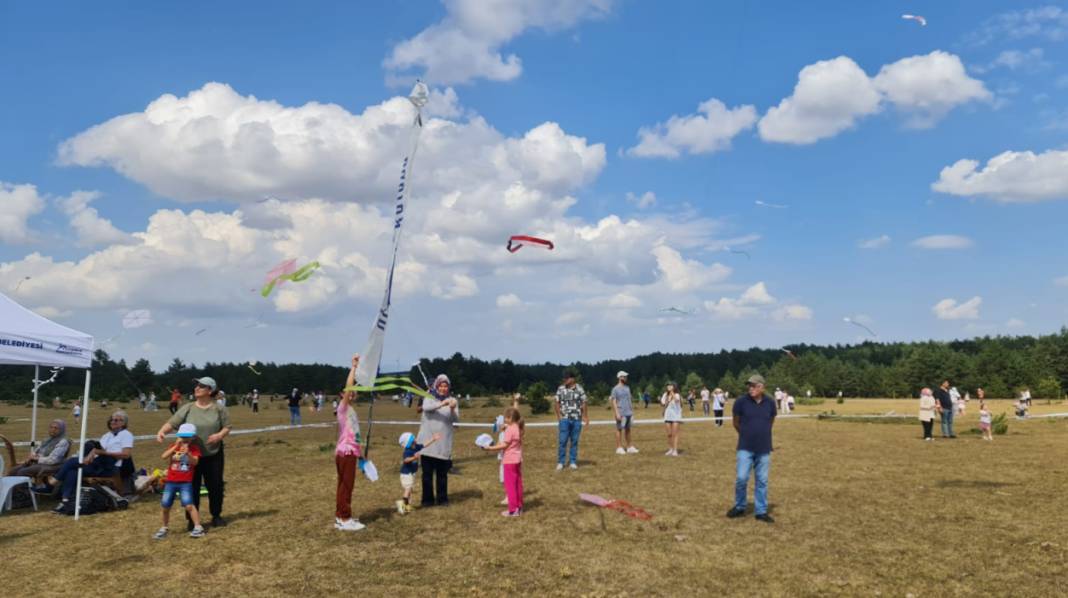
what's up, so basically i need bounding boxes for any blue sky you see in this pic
[3,1,1068,372]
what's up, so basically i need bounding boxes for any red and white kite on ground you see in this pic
[507,235,554,253]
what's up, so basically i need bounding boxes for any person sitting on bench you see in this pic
[12,419,70,483]
[43,410,134,512]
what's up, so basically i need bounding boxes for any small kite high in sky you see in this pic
[248,361,262,375]
[659,307,696,316]
[782,348,798,360]
[121,309,153,329]
[755,200,788,209]
[901,14,927,26]
[725,247,751,260]
[507,235,554,253]
[194,328,208,336]
[13,276,30,292]
[843,317,877,337]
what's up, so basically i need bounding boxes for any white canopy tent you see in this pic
[0,291,95,519]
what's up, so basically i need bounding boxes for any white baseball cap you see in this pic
[176,423,197,438]
[617,371,628,379]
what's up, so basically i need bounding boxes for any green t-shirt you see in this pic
[168,401,231,456]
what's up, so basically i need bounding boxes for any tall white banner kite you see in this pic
[355,81,429,387]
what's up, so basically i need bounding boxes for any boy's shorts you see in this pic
[616,415,632,431]
[399,473,415,490]
[161,481,195,508]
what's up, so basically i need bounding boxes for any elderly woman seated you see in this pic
[41,410,134,512]
[12,419,71,484]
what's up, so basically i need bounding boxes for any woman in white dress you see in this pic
[660,382,683,456]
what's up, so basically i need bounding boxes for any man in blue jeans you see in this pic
[287,387,302,425]
[727,374,777,523]
[554,370,589,471]
[933,379,955,438]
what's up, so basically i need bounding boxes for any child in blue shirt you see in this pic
[396,431,439,514]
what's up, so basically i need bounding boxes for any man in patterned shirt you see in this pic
[555,369,589,471]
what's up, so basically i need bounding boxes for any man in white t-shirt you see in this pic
[700,385,711,416]
[712,388,727,427]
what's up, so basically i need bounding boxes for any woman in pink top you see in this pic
[334,354,365,532]
[482,407,524,516]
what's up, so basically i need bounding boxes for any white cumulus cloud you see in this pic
[757,56,882,144]
[932,149,1068,202]
[627,98,757,158]
[758,52,988,144]
[0,182,46,244]
[383,0,613,85]
[872,51,992,128]
[58,190,134,247]
[911,235,974,250]
[496,293,522,308]
[932,297,982,320]
[58,83,606,204]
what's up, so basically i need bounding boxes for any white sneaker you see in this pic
[665,449,674,456]
[615,447,626,455]
[395,500,406,514]
[626,446,639,454]
[336,518,366,531]
[569,463,578,470]
[555,463,564,472]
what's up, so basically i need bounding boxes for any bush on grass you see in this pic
[527,382,551,415]
[992,412,1009,435]
[797,397,824,406]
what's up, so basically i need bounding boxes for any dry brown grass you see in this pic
[3,398,1068,597]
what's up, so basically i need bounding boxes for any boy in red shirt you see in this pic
[154,423,205,539]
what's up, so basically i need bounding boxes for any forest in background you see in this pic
[2,328,1067,405]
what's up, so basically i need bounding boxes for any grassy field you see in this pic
[3,397,1067,597]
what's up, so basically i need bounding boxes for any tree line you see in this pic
[2,328,1066,404]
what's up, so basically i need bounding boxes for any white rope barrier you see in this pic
[12,410,1067,446]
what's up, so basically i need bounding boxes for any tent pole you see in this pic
[73,369,92,521]
[31,364,39,448]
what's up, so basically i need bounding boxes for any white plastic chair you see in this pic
[0,476,38,514]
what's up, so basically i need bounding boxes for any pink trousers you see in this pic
[503,462,523,513]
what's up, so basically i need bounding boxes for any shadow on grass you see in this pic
[935,480,1018,489]
[0,532,33,545]
[101,554,142,567]
[226,508,280,523]
[361,489,485,524]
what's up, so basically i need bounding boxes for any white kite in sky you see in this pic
[843,317,877,337]
[121,309,153,329]
[901,14,927,27]
[755,200,788,209]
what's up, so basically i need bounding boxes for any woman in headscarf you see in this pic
[16,419,70,486]
[417,374,459,507]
